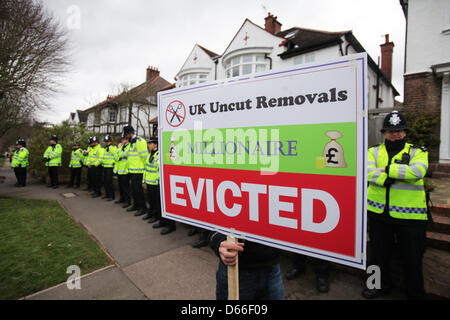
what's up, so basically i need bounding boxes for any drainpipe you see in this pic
[214,59,218,80]
[264,53,272,70]
[376,56,380,109]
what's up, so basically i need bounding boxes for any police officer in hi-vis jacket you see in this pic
[102,135,118,201]
[363,111,429,300]
[67,142,84,188]
[43,135,62,189]
[11,139,29,187]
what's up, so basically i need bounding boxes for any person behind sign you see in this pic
[285,255,330,293]
[209,233,284,300]
[363,111,429,300]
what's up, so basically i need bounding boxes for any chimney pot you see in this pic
[380,34,394,81]
[146,66,160,82]
[264,12,282,35]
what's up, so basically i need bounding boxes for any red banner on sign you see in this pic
[163,164,356,257]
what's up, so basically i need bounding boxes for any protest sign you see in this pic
[158,53,368,269]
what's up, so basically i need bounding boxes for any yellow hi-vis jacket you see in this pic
[12,147,29,168]
[143,150,159,185]
[125,136,148,174]
[69,149,84,168]
[102,145,118,168]
[43,144,62,167]
[87,144,103,167]
[114,143,129,175]
[367,142,428,221]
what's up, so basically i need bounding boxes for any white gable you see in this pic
[176,44,216,81]
[221,19,284,63]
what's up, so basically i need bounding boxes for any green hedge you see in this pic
[404,111,440,162]
[27,121,95,182]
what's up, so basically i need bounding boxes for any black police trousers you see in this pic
[146,184,174,227]
[130,173,145,209]
[103,167,114,199]
[48,166,59,187]
[118,174,131,203]
[87,166,94,190]
[14,166,27,186]
[92,165,103,195]
[69,167,82,187]
[368,214,427,300]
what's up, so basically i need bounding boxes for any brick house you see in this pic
[79,67,173,139]
[400,0,450,164]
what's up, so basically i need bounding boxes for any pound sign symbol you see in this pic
[326,148,339,164]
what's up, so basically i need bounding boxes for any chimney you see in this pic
[380,34,394,81]
[146,66,160,82]
[264,12,282,35]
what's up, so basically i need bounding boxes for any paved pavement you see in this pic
[2,161,446,300]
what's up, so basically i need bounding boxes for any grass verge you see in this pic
[0,198,112,299]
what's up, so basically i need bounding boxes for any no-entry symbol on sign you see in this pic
[166,100,186,127]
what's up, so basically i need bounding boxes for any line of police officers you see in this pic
[73,125,176,235]
[9,112,432,299]
[11,126,175,235]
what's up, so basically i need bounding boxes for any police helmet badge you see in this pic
[389,112,401,126]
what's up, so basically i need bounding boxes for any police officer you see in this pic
[143,137,176,235]
[362,111,429,300]
[43,135,62,189]
[142,137,159,222]
[87,136,103,198]
[11,139,29,187]
[102,135,118,201]
[83,137,94,192]
[123,126,148,216]
[67,142,84,188]
[114,133,131,207]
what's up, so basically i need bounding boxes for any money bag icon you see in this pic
[322,131,347,168]
[169,136,178,161]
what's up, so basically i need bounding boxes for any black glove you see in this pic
[384,177,395,187]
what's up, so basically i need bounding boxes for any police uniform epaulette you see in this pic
[411,145,427,152]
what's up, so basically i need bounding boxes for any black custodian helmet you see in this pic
[50,135,58,142]
[381,111,407,133]
[147,137,158,144]
[123,125,135,135]
[16,139,26,147]
[104,134,112,142]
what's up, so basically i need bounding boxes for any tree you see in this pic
[0,0,70,136]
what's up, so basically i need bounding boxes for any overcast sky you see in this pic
[41,0,406,124]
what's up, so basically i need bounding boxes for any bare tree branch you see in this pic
[0,0,70,136]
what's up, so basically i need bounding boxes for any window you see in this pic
[94,111,100,124]
[108,108,117,123]
[179,73,209,87]
[305,53,315,63]
[119,107,127,122]
[293,52,315,65]
[224,54,268,78]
